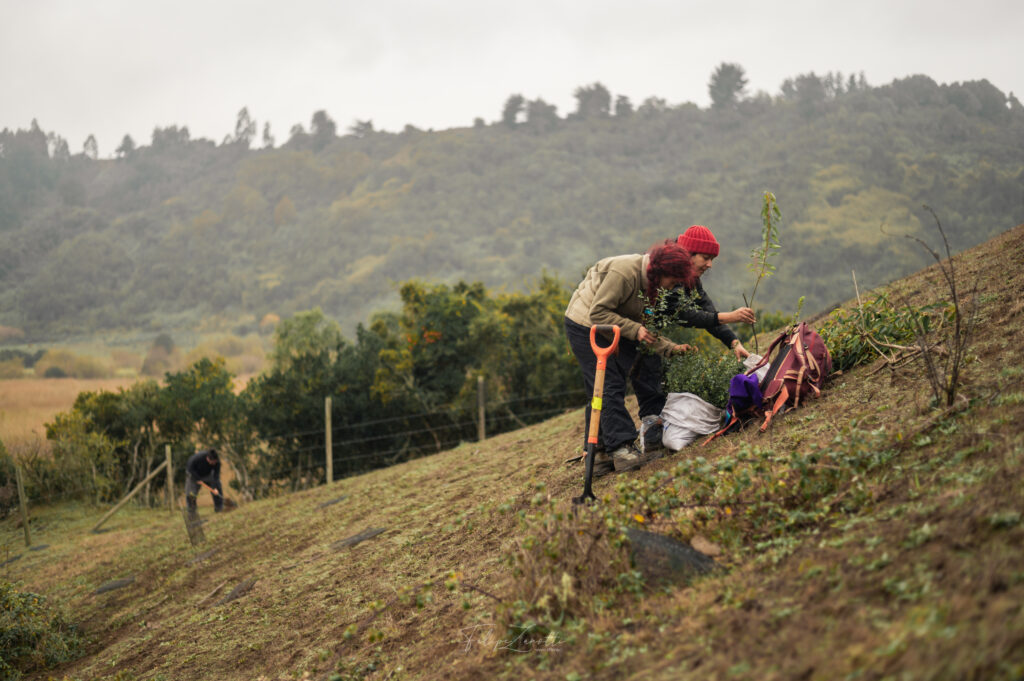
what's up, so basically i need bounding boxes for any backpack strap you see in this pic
[804,352,822,398]
[745,330,791,376]
[700,412,739,447]
[793,365,806,408]
[759,383,790,432]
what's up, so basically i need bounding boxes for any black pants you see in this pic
[632,352,667,419]
[565,317,666,452]
[185,474,224,512]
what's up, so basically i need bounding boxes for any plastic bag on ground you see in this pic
[660,392,725,450]
[744,353,768,382]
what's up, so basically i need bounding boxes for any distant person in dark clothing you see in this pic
[185,449,223,513]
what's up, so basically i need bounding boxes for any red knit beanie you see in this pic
[677,225,720,257]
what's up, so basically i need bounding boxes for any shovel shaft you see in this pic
[586,370,606,445]
[586,325,620,446]
[575,324,620,505]
[199,480,220,496]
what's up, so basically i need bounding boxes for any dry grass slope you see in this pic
[3,224,1023,681]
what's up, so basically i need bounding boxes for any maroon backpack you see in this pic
[748,322,833,432]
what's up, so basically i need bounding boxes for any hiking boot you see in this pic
[593,451,615,478]
[642,446,666,463]
[610,443,643,472]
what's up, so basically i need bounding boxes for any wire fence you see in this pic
[1,385,589,540]
[244,388,586,484]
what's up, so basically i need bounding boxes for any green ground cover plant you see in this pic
[0,581,81,680]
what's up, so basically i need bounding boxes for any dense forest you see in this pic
[1,67,1022,342]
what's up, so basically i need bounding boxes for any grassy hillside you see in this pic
[2,225,1023,680]
[1,74,1022,342]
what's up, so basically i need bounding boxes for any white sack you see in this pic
[659,354,768,451]
[660,392,725,450]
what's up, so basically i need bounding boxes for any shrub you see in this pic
[499,494,634,648]
[817,292,943,372]
[0,360,25,380]
[663,350,743,408]
[0,350,44,369]
[34,350,112,379]
[71,355,112,379]
[41,411,120,503]
[0,581,81,680]
[0,441,15,518]
[185,334,266,374]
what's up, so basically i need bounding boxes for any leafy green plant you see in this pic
[0,581,81,680]
[638,286,698,336]
[746,192,782,351]
[662,351,743,408]
[817,293,944,372]
[35,411,119,503]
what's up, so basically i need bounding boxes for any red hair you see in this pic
[645,239,696,302]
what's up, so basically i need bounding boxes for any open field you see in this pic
[0,374,258,452]
[0,377,137,450]
[2,224,1022,680]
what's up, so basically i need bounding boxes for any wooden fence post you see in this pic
[325,396,333,484]
[165,444,173,511]
[14,464,30,547]
[92,460,168,533]
[477,375,486,441]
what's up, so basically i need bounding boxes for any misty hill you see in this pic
[1,72,1022,341]
[4,224,1022,680]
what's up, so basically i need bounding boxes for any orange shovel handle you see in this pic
[586,325,620,446]
[589,325,620,370]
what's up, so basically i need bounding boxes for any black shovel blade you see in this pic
[573,443,598,505]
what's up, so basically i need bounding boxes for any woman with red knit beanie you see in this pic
[564,240,696,475]
[673,224,755,358]
[630,225,757,438]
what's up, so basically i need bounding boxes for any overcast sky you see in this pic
[3,0,1021,157]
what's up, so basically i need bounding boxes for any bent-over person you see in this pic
[185,448,223,513]
[564,240,696,477]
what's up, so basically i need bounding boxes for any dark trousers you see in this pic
[632,352,667,419]
[185,474,224,512]
[565,317,665,452]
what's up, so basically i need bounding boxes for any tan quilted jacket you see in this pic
[565,253,677,357]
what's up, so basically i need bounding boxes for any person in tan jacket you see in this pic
[631,225,758,435]
[564,240,696,475]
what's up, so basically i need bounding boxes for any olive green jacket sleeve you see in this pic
[565,254,677,357]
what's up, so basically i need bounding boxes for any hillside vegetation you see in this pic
[2,224,1022,680]
[1,71,1022,340]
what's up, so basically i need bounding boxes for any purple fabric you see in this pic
[728,373,763,411]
